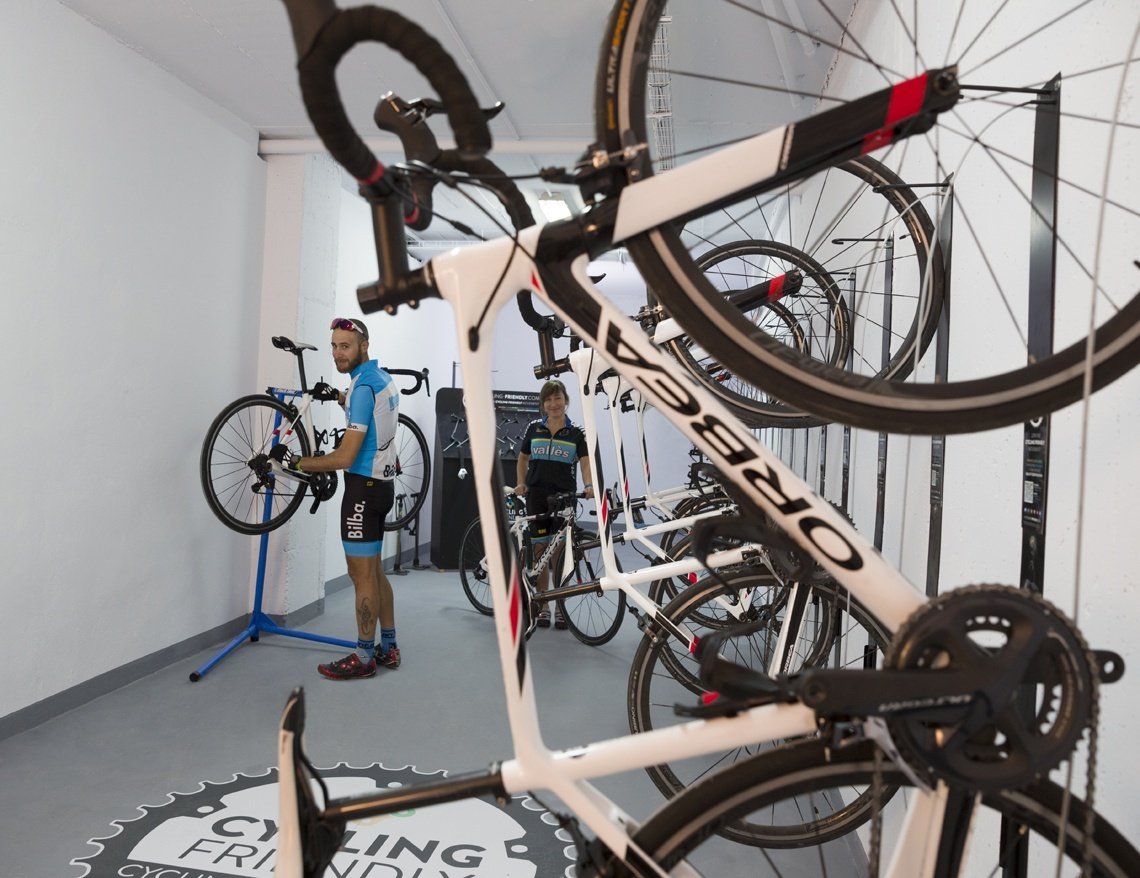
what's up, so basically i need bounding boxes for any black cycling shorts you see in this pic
[340,473,394,557]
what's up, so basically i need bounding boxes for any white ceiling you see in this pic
[55,0,849,248]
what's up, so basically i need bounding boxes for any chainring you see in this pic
[883,583,1096,793]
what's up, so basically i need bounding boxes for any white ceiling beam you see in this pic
[258,137,588,157]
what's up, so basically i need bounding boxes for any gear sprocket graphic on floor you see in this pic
[73,763,575,877]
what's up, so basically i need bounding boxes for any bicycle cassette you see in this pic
[883,583,1097,793]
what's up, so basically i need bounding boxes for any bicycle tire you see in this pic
[628,574,887,846]
[457,517,493,616]
[597,0,1140,435]
[650,237,860,428]
[620,738,1140,877]
[384,413,430,531]
[557,528,626,646]
[653,491,732,564]
[200,394,312,535]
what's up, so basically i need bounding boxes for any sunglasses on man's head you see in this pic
[330,317,369,340]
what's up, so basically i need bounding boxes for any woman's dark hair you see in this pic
[539,379,568,403]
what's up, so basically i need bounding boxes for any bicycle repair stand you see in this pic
[191,392,356,681]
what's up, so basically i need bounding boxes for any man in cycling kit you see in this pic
[284,317,402,680]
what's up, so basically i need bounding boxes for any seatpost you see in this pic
[295,350,309,392]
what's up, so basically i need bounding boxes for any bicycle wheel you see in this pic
[597,0,1140,434]
[617,738,1140,877]
[200,394,312,535]
[647,530,743,612]
[557,527,627,646]
[628,574,887,846]
[457,517,493,616]
[652,237,856,428]
[384,413,430,532]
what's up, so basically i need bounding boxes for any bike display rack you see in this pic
[191,391,355,681]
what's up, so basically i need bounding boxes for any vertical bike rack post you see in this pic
[925,178,955,599]
[190,390,356,681]
[1002,73,1062,878]
[832,237,895,549]
[408,498,431,570]
[873,236,894,552]
[840,271,856,515]
[390,495,408,576]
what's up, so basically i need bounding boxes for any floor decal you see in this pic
[73,763,576,877]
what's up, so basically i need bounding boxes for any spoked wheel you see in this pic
[556,527,626,646]
[457,517,493,616]
[616,738,1140,877]
[200,394,311,535]
[384,414,430,531]
[653,237,856,428]
[598,0,1140,434]
[628,573,889,846]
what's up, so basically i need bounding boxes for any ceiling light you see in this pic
[537,192,573,222]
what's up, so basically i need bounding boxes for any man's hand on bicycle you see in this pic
[311,381,343,404]
[252,444,308,479]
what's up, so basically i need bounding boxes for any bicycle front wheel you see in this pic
[628,573,888,846]
[557,528,626,646]
[384,413,430,532]
[200,395,312,535]
[598,0,1140,434]
[457,517,493,616]
[622,738,1140,877]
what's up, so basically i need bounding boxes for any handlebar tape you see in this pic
[293,5,491,184]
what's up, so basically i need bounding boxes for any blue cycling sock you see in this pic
[356,638,375,663]
[380,628,397,652]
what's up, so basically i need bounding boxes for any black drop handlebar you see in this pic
[279,0,564,335]
[279,0,490,184]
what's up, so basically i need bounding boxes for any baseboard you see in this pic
[0,544,431,742]
[0,586,306,741]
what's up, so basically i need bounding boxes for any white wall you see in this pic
[813,0,1140,844]
[0,1,266,718]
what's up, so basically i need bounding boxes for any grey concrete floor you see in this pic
[0,568,687,877]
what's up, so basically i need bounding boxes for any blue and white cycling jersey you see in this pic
[344,360,399,479]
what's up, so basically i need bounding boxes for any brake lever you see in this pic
[373,93,441,230]
[408,96,506,122]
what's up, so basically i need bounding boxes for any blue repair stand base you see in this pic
[190,527,355,681]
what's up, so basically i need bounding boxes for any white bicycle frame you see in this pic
[422,221,932,876]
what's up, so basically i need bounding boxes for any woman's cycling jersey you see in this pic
[345,360,400,479]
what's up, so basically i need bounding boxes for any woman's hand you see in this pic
[514,483,528,496]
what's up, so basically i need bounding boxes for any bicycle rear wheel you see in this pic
[457,517,493,616]
[384,413,430,531]
[557,528,626,646]
[200,394,312,535]
[598,0,1140,434]
[619,738,1140,877]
